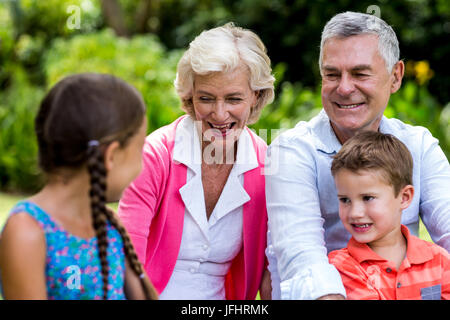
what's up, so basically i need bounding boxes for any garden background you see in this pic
[0,1,448,248]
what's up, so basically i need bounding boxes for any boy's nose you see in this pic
[349,203,365,219]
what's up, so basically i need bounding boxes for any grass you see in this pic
[0,192,23,230]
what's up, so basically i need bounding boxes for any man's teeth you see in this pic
[338,103,362,109]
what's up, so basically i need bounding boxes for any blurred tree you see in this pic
[100,0,128,36]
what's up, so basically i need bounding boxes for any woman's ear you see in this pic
[400,184,414,210]
[103,141,120,172]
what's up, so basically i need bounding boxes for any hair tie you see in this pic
[88,140,100,147]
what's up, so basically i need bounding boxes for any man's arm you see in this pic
[265,132,346,300]
[418,129,450,251]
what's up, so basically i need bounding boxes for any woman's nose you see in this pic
[212,100,228,120]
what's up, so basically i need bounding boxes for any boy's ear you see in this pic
[103,141,120,172]
[400,184,414,210]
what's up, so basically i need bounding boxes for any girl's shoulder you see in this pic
[1,201,46,248]
[5,201,55,233]
[0,203,46,272]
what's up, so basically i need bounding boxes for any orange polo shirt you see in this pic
[328,225,450,300]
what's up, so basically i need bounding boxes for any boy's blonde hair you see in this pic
[331,131,413,196]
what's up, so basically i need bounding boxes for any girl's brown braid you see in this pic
[87,143,158,300]
[87,144,110,300]
[103,208,159,300]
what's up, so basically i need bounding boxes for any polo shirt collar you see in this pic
[347,225,434,265]
[311,109,390,154]
[402,225,434,265]
[309,109,341,154]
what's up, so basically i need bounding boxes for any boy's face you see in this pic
[334,168,414,249]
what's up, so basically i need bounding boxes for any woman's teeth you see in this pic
[210,123,232,129]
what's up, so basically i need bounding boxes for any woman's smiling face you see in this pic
[192,66,258,152]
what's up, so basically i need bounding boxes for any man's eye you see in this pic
[355,73,369,77]
[227,97,243,103]
[199,96,213,102]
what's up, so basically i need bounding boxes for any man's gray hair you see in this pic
[319,11,400,73]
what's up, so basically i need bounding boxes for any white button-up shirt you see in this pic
[266,110,450,300]
[159,116,258,300]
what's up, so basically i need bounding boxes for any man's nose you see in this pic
[336,73,355,96]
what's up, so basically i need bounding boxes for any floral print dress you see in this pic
[1,201,126,300]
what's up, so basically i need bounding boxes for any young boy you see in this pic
[328,131,450,300]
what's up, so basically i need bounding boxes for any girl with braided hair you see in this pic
[0,73,158,300]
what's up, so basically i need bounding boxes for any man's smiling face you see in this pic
[321,34,402,143]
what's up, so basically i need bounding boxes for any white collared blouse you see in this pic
[159,116,259,300]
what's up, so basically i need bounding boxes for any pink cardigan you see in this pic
[118,116,268,300]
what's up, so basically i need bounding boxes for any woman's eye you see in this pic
[199,96,213,102]
[227,97,243,103]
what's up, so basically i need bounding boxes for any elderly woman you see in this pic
[118,23,275,300]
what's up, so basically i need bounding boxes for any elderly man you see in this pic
[266,11,450,300]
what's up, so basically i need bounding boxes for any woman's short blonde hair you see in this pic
[174,22,275,125]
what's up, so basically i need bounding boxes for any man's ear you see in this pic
[390,60,404,94]
[103,141,120,172]
[400,184,414,211]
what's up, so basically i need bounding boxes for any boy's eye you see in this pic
[339,197,350,204]
[363,196,374,201]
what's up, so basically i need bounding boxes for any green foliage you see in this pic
[0,29,184,192]
[386,81,450,159]
[151,0,450,105]
[0,68,44,192]
[44,29,184,133]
